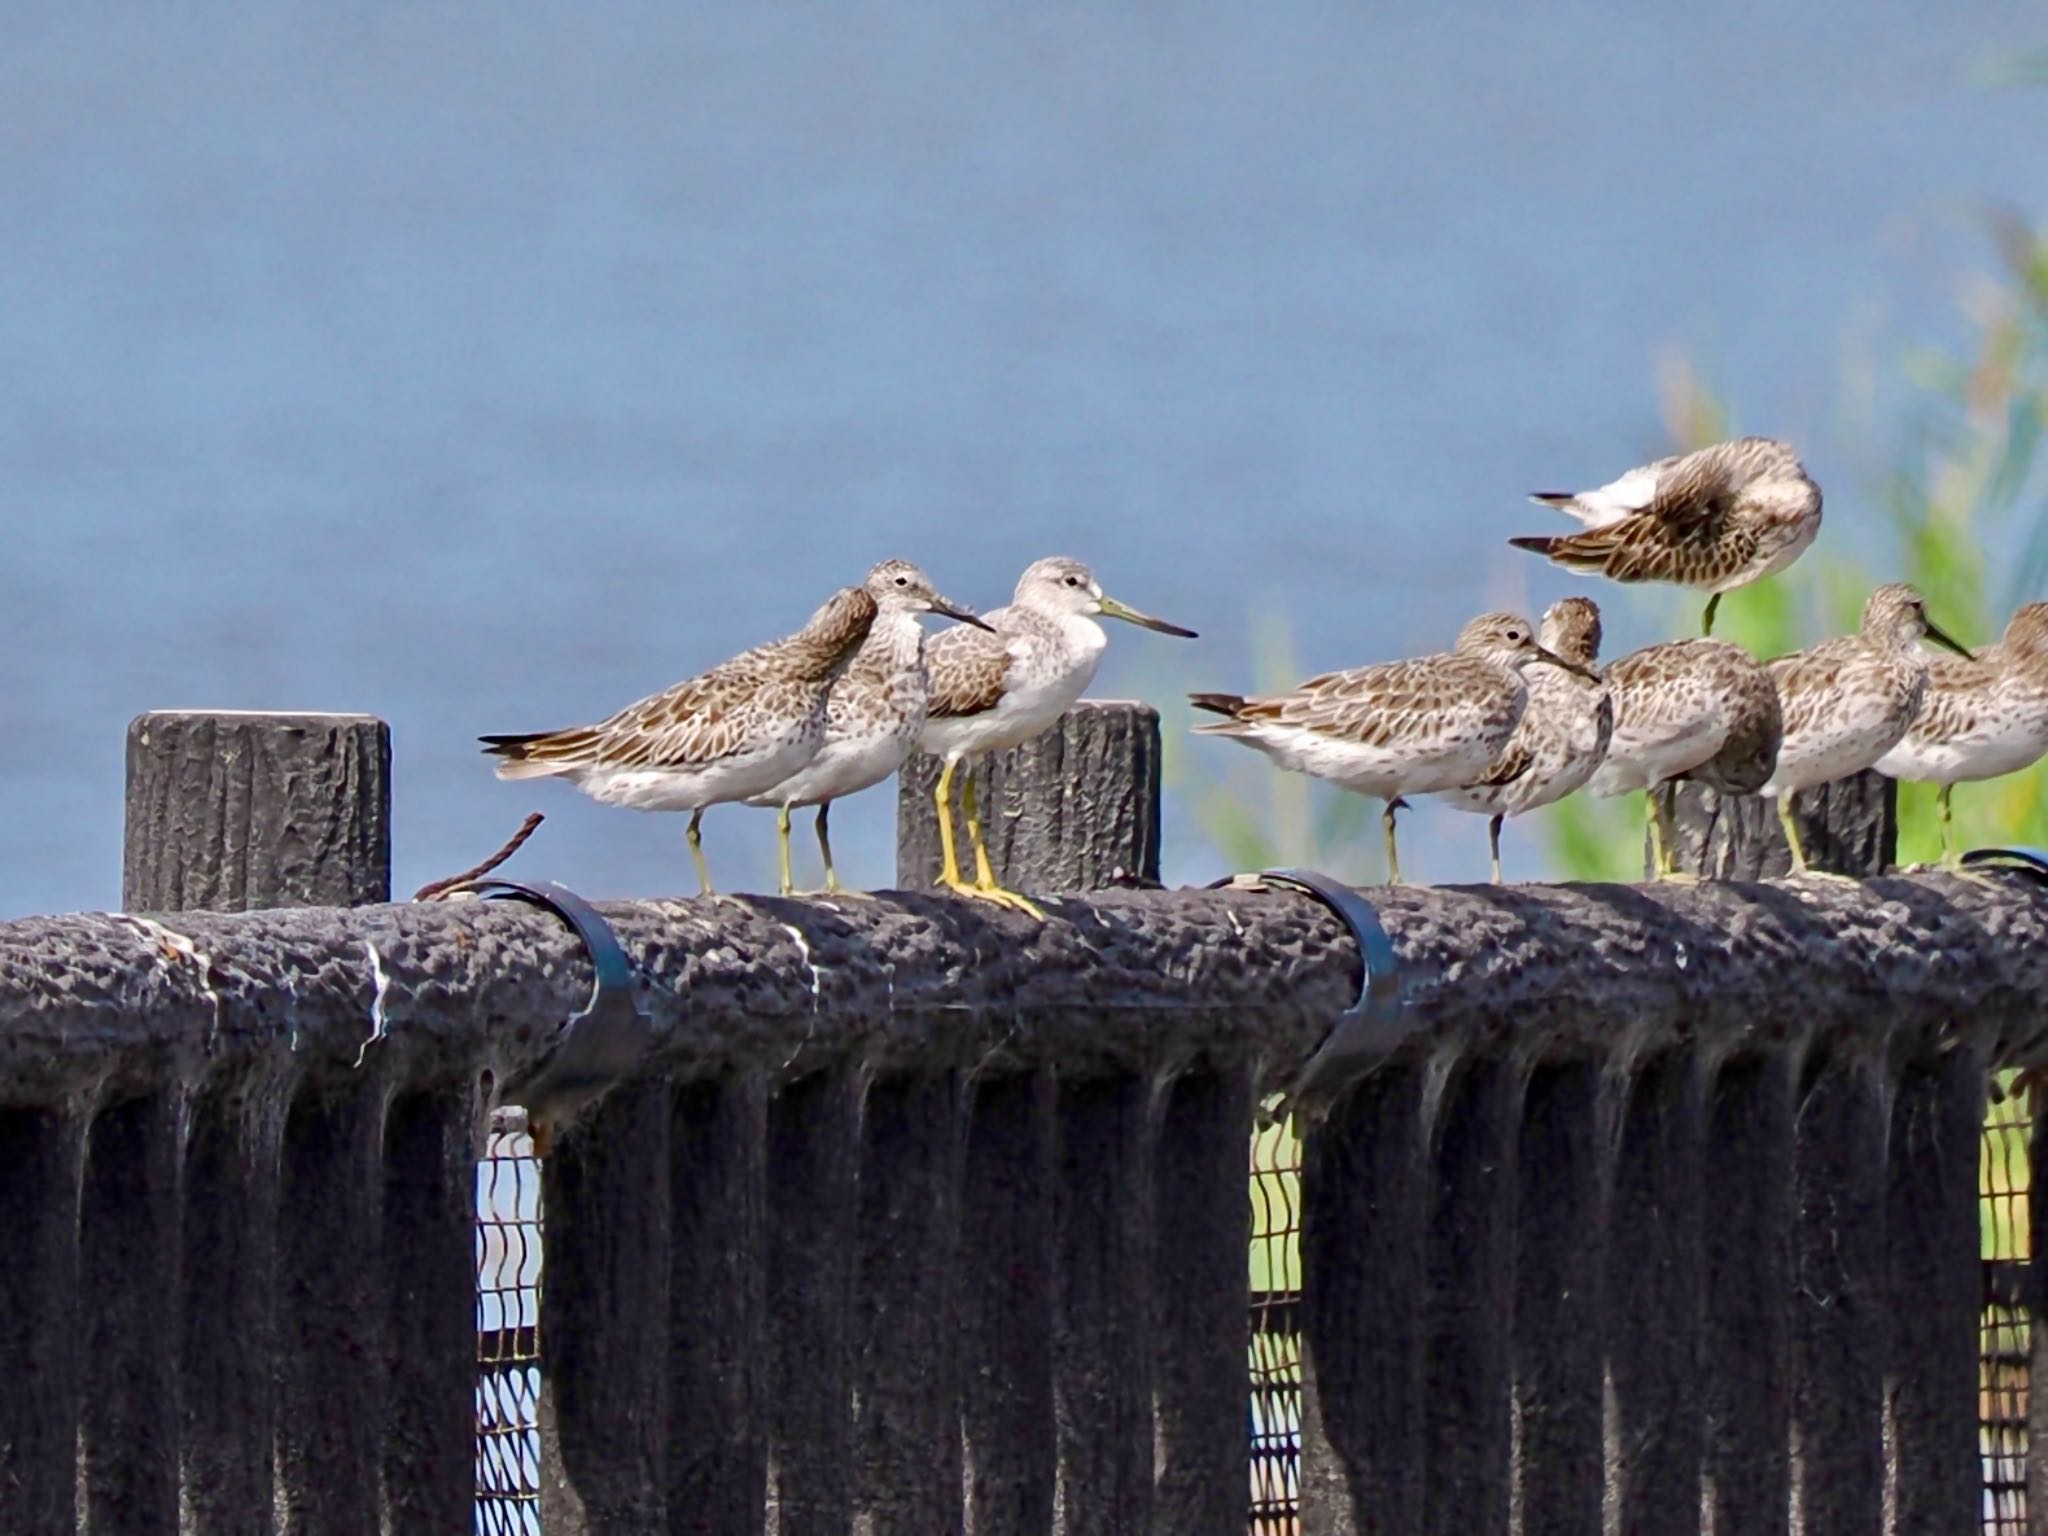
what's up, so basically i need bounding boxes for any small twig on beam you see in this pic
[413,814,545,902]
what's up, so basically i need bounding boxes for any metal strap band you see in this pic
[466,877,649,1111]
[1960,846,2048,887]
[1210,867,1413,1099]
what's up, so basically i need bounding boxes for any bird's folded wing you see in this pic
[925,624,1013,719]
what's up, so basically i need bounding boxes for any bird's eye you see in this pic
[894,575,909,587]
[1508,629,1524,642]
[1064,575,1081,587]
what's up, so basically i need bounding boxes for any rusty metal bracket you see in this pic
[465,877,649,1116]
[1960,846,2048,888]
[1209,867,1413,1101]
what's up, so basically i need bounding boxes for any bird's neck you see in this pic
[786,589,879,683]
[849,607,929,684]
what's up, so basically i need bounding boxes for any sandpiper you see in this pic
[1433,597,1613,882]
[1762,583,1971,874]
[745,562,991,895]
[1585,637,1784,878]
[921,556,1196,915]
[1190,612,1595,885]
[479,563,909,894]
[1875,602,2048,867]
[1510,436,1822,634]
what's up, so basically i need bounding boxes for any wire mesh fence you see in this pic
[1250,1109,1303,1535]
[1983,1074,2032,1536]
[466,1082,2035,1535]
[476,1112,544,1536]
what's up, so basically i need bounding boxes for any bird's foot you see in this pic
[939,874,1046,920]
[1652,869,1702,885]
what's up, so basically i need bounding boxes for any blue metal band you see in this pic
[467,877,650,1111]
[1210,867,1414,1099]
[1959,846,2048,887]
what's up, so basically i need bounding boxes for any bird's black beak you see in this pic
[1925,620,1973,660]
[933,597,996,633]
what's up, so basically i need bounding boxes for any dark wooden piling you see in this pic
[1788,1055,1888,1536]
[1700,1055,1794,1536]
[1510,1061,1604,1536]
[80,1092,182,1536]
[855,1073,966,1535]
[1663,769,1896,879]
[124,710,392,911]
[765,1070,862,1536]
[275,1085,388,1536]
[1150,1068,1254,1536]
[1885,1048,1987,1530]
[1603,1051,1706,1536]
[668,1076,769,1534]
[541,1077,674,1534]
[0,1109,85,1536]
[897,701,1163,892]
[1423,1057,1516,1536]
[1299,1063,1429,1534]
[382,1087,484,1531]
[178,1089,283,1534]
[959,1073,1058,1536]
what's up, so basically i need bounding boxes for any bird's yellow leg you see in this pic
[816,803,843,894]
[1382,800,1404,886]
[1778,792,1809,875]
[1702,592,1721,636]
[962,772,1044,918]
[1938,784,1959,871]
[687,809,713,896]
[776,804,794,896]
[1488,814,1504,885]
[934,758,967,890]
[1650,785,1697,883]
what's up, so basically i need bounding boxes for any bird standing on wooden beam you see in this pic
[1509,436,1822,636]
[1763,582,1972,875]
[479,562,967,896]
[920,556,1196,917]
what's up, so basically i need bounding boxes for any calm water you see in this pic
[3,3,2043,913]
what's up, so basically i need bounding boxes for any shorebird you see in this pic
[745,563,990,894]
[921,556,1196,915]
[478,563,911,895]
[1585,637,1784,879]
[1763,583,1971,874]
[1510,436,1822,635]
[1875,602,2048,867]
[1190,612,1595,885]
[1433,597,1613,882]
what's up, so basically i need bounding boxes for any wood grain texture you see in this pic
[897,701,1162,893]
[124,710,391,911]
[1664,768,1895,880]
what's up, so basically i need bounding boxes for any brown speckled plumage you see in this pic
[1591,637,1782,797]
[1511,436,1821,599]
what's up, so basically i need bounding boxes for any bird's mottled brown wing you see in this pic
[1766,638,1867,741]
[925,622,1014,719]
[1239,654,1521,748]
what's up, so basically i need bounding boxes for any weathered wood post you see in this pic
[119,710,406,1534]
[897,703,1230,1536]
[1663,769,1896,880]
[1668,771,1982,1533]
[896,699,1164,893]
[125,710,392,910]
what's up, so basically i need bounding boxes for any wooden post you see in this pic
[0,1109,86,1536]
[120,712,391,1531]
[899,699,1172,1536]
[1662,769,1895,880]
[896,701,1163,892]
[124,710,392,911]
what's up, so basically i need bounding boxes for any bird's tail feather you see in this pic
[479,730,587,781]
[1187,692,1248,719]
